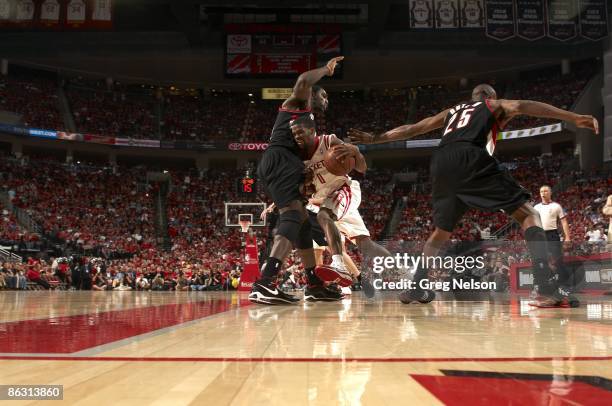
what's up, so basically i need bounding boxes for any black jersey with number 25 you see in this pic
[438,100,500,155]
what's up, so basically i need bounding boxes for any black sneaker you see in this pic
[529,286,578,308]
[304,285,344,302]
[249,280,300,305]
[398,289,435,304]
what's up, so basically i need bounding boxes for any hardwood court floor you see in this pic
[0,291,611,405]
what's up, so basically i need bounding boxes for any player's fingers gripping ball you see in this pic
[323,144,356,176]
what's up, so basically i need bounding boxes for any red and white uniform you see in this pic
[304,134,370,241]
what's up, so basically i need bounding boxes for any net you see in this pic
[239,219,252,233]
[238,213,253,233]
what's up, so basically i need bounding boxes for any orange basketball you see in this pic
[323,145,356,176]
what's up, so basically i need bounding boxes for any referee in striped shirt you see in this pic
[534,185,572,293]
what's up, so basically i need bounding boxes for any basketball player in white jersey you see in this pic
[291,117,395,297]
[534,185,572,295]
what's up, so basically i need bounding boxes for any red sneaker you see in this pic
[314,265,353,287]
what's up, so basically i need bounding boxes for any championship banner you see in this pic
[261,88,292,100]
[516,0,546,40]
[435,0,459,29]
[0,0,112,29]
[409,0,434,29]
[485,0,516,40]
[460,0,484,28]
[546,0,578,41]
[579,0,608,41]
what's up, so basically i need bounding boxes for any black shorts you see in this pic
[308,210,328,246]
[257,146,305,208]
[430,143,530,232]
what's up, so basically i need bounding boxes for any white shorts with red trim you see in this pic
[307,180,370,243]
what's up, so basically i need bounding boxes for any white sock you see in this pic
[331,255,346,271]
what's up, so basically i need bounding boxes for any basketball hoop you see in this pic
[239,219,251,233]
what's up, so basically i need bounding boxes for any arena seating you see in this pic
[0,74,64,130]
[66,86,156,139]
[0,59,597,142]
[1,157,156,257]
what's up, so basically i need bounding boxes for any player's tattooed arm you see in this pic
[284,56,344,109]
[348,109,449,144]
[493,99,599,134]
[328,134,367,173]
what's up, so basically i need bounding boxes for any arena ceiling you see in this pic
[0,0,604,87]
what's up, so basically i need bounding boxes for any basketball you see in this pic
[323,145,356,176]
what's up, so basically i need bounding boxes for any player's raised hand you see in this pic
[574,115,599,134]
[347,128,376,144]
[326,56,344,76]
[260,203,275,221]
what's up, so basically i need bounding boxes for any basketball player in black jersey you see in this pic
[349,84,598,308]
[249,56,346,305]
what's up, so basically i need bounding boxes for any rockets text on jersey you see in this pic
[304,134,350,200]
[439,99,499,155]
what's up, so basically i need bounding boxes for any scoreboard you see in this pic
[225,33,342,78]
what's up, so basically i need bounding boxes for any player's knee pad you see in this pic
[295,219,313,250]
[277,210,303,242]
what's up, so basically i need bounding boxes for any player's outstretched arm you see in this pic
[492,99,599,134]
[347,109,449,144]
[283,56,344,109]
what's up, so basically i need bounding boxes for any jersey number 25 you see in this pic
[443,108,475,136]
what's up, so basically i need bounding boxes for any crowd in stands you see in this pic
[505,60,595,130]
[0,59,597,142]
[66,86,156,139]
[161,91,249,141]
[0,149,608,293]
[1,157,156,257]
[0,203,30,245]
[0,73,63,129]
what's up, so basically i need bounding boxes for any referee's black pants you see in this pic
[545,230,571,286]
